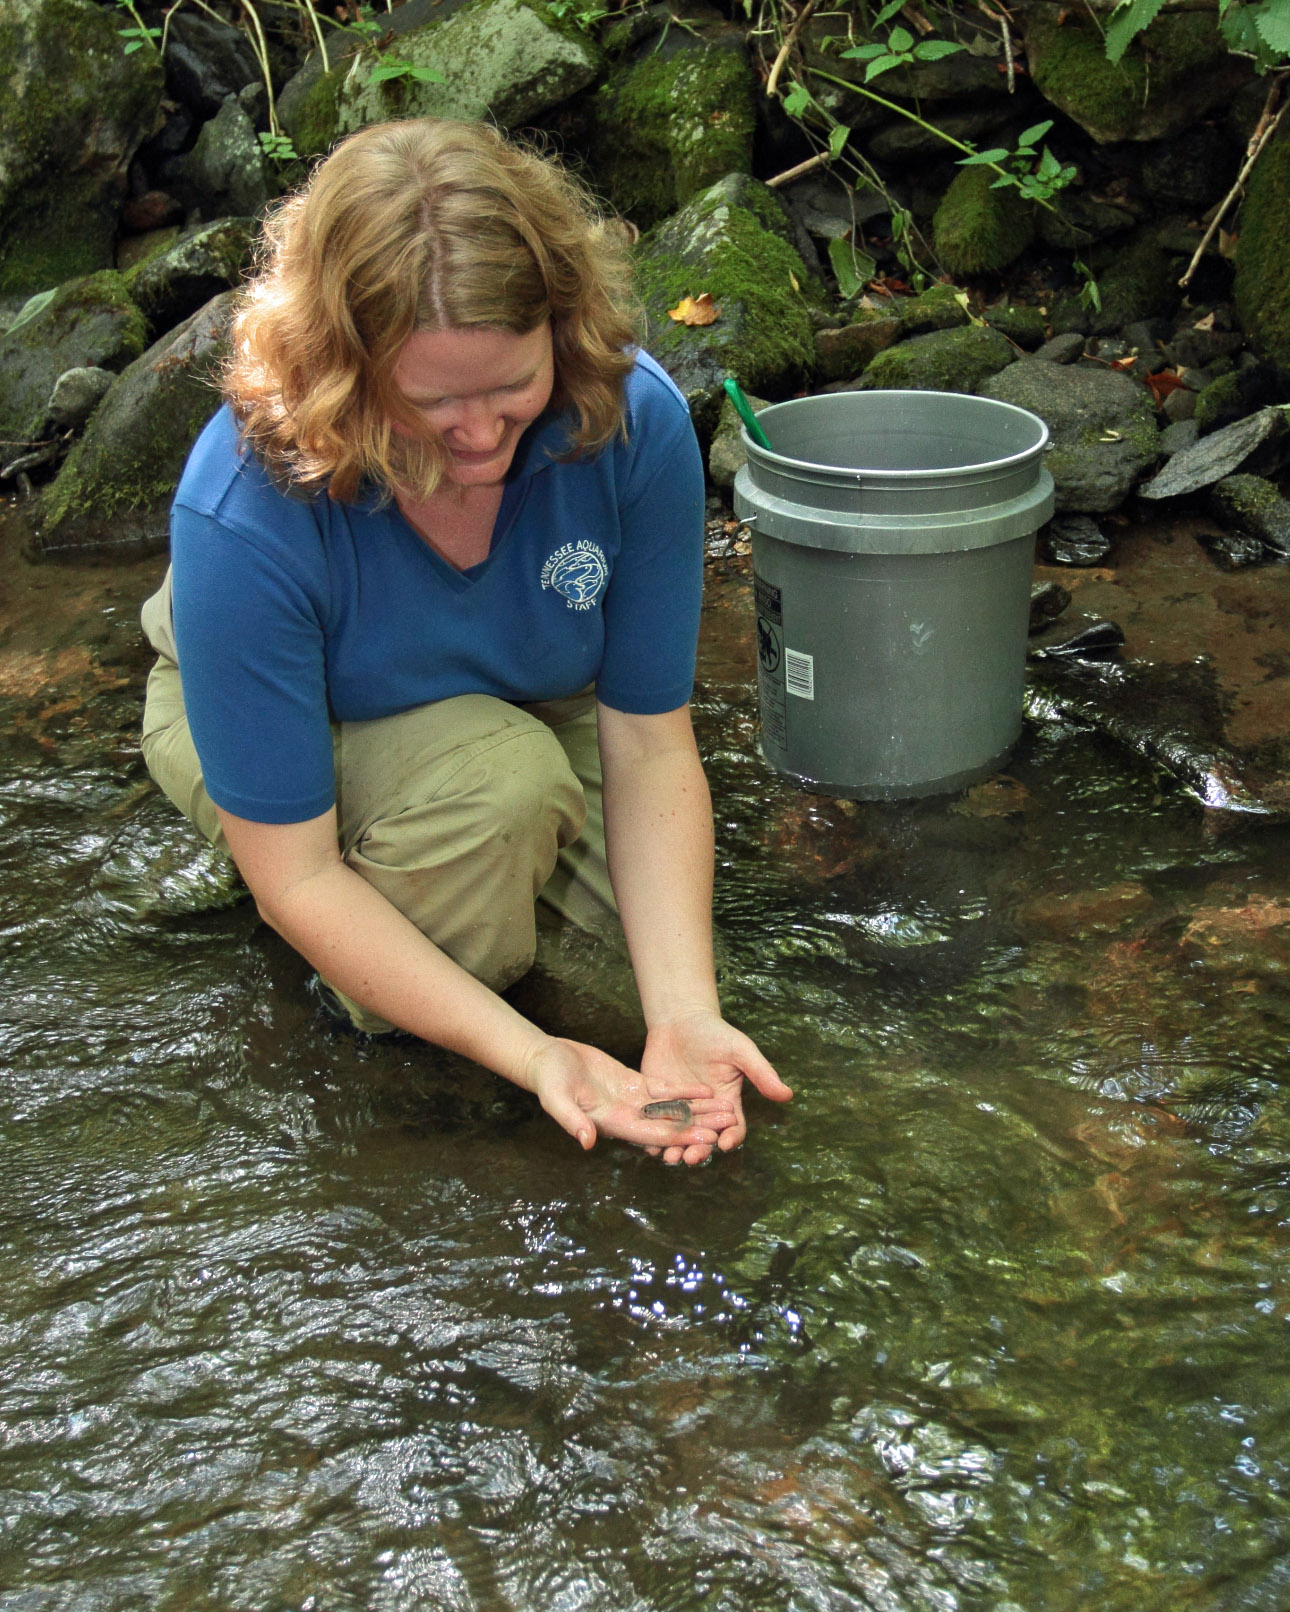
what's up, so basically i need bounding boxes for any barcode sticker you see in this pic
[785,647,815,700]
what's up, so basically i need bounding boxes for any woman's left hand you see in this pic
[640,1010,793,1165]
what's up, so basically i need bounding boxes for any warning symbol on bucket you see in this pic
[757,617,781,673]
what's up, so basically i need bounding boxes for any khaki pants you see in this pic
[140,654,617,1032]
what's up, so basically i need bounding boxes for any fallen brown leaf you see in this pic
[668,292,720,326]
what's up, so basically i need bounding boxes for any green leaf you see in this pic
[841,41,888,58]
[1037,146,1063,180]
[865,53,905,79]
[1255,3,1290,55]
[887,25,914,51]
[783,81,813,116]
[872,0,905,25]
[957,147,1010,166]
[1104,0,1168,64]
[405,63,445,82]
[828,237,877,298]
[913,38,965,59]
[828,123,851,159]
[1017,119,1053,148]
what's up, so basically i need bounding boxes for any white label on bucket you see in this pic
[785,647,815,700]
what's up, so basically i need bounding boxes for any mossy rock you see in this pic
[900,282,970,336]
[127,218,258,335]
[1208,473,1290,552]
[932,165,1034,278]
[981,357,1160,512]
[634,174,827,441]
[1235,129,1290,376]
[585,41,756,230]
[858,324,1015,393]
[1083,229,1185,338]
[0,271,147,443]
[0,0,163,293]
[1024,4,1253,144]
[33,292,235,558]
[330,0,601,141]
[986,302,1047,348]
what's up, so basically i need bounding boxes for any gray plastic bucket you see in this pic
[732,389,1054,800]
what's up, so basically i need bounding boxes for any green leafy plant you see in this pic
[259,130,299,164]
[956,119,1078,205]
[366,55,445,85]
[1074,258,1102,316]
[839,0,965,81]
[114,0,160,53]
[1106,0,1290,69]
[544,0,610,32]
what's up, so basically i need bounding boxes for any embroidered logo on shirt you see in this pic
[541,541,609,611]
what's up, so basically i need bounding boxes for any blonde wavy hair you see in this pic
[225,118,641,502]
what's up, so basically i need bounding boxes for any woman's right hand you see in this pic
[523,1037,738,1162]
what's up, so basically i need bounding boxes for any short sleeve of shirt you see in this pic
[169,417,337,823]
[594,360,705,715]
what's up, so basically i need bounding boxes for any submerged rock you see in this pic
[1029,580,1072,631]
[980,358,1160,513]
[1028,616,1126,661]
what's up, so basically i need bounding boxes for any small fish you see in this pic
[641,1099,693,1123]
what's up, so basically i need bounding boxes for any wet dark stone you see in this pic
[1208,474,1290,556]
[1028,617,1125,662]
[1034,332,1085,365]
[165,13,261,117]
[1160,419,1200,457]
[1029,581,1071,632]
[1043,514,1112,566]
[1196,526,1268,569]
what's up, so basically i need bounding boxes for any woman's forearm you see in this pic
[257,857,550,1085]
[599,711,722,1026]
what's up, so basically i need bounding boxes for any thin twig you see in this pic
[977,0,1015,92]
[766,0,820,101]
[1180,72,1288,288]
[766,150,832,187]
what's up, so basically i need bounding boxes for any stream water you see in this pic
[3,559,1289,1611]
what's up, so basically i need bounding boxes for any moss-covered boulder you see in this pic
[899,282,970,336]
[183,99,275,218]
[1023,4,1253,144]
[980,357,1160,512]
[814,311,902,384]
[127,218,257,335]
[858,324,1014,393]
[585,40,756,230]
[1235,128,1290,375]
[0,272,147,444]
[1084,229,1186,337]
[290,0,601,158]
[634,174,825,440]
[0,0,163,293]
[32,291,234,558]
[932,165,1034,278]
[1209,473,1290,554]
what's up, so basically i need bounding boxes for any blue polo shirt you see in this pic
[167,350,705,824]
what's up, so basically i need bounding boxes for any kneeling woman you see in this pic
[141,118,790,1164]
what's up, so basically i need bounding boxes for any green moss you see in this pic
[900,282,970,336]
[932,166,1035,279]
[1213,473,1286,529]
[987,303,1047,347]
[1235,133,1290,374]
[1026,13,1140,143]
[0,0,162,292]
[636,181,822,395]
[289,65,345,159]
[1194,372,1243,432]
[1091,232,1180,335]
[858,325,1015,392]
[590,47,755,229]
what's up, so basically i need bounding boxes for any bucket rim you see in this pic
[742,389,1051,480]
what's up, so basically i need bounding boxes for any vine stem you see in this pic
[766,0,820,101]
[766,150,832,187]
[1179,70,1288,288]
